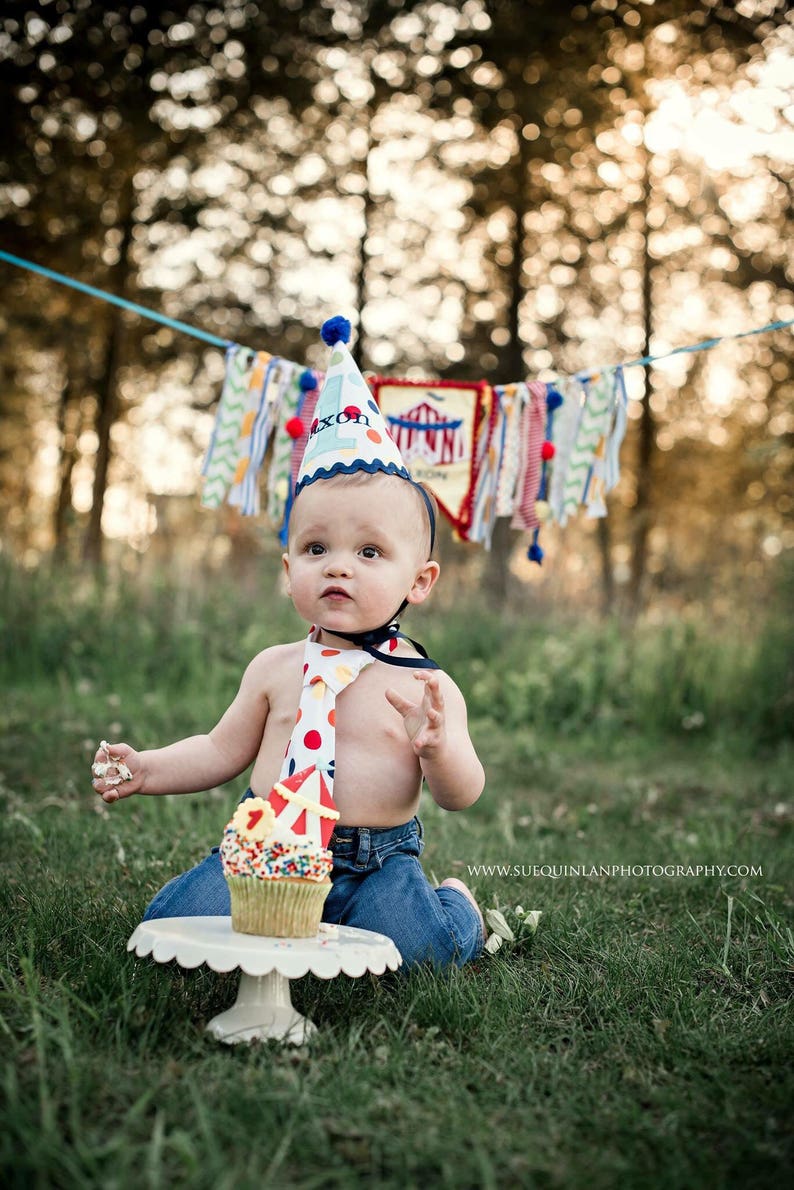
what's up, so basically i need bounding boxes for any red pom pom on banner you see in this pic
[541,440,556,460]
[285,417,305,439]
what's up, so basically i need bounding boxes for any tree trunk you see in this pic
[625,148,656,618]
[352,57,378,373]
[482,515,514,604]
[596,515,614,615]
[353,150,374,373]
[487,141,532,601]
[82,172,135,565]
[52,353,82,561]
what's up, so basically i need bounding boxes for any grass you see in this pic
[1,561,793,1188]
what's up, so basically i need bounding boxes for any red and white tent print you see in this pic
[267,764,339,849]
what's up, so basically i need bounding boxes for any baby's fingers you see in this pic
[92,740,136,802]
[414,671,444,711]
[384,688,417,718]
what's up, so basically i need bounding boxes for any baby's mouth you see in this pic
[321,586,352,601]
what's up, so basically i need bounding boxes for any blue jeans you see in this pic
[142,810,483,971]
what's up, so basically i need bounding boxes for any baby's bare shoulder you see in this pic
[242,639,304,688]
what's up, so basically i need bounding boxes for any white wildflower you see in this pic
[485,908,515,941]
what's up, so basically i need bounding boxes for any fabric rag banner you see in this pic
[1,250,790,560]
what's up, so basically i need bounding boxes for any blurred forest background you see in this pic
[0,0,792,618]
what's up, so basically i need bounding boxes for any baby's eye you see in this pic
[360,545,381,559]
[306,543,326,556]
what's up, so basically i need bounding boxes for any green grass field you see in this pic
[1,562,792,1188]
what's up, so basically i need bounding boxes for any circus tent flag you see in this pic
[370,378,491,540]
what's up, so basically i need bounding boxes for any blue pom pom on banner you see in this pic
[321,315,352,346]
[299,369,316,392]
[527,541,544,564]
[546,387,564,412]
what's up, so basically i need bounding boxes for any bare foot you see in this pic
[440,878,485,942]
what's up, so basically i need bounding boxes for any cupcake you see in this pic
[220,765,339,937]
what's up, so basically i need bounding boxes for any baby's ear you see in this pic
[281,552,292,594]
[408,560,440,605]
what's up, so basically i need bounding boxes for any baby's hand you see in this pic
[91,741,141,803]
[385,672,446,758]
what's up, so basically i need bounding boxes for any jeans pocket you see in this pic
[376,830,422,866]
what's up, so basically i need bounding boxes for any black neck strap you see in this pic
[320,616,439,670]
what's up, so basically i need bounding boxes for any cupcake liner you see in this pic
[226,876,330,938]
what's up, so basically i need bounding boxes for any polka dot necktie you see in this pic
[279,628,375,799]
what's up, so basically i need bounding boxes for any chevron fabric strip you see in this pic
[562,369,615,519]
[201,344,235,478]
[582,370,616,516]
[201,346,256,509]
[511,381,547,531]
[604,366,628,492]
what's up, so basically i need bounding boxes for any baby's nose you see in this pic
[323,552,353,576]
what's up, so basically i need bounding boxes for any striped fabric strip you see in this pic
[226,357,282,516]
[290,388,320,493]
[226,352,273,514]
[510,381,547,531]
[495,384,527,517]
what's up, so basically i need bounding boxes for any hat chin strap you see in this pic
[321,598,408,650]
[320,599,438,669]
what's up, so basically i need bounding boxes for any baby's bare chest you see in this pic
[266,659,419,744]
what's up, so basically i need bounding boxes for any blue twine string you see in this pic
[0,249,233,349]
[1,248,791,377]
[572,318,793,381]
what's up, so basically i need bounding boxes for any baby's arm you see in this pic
[92,651,271,804]
[385,671,484,811]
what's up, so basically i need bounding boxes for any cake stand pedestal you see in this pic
[127,916,402,1046]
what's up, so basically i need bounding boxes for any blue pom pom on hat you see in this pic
[320,316,352,347]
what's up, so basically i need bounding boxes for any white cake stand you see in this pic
[127,916,402,1046]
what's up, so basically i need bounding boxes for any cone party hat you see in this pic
[295,316,409,494]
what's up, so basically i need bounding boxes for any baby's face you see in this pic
[283,475,438,636]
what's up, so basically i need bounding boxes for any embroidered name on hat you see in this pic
[309,406,371,437]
